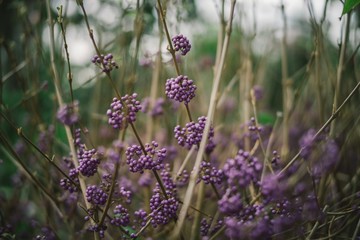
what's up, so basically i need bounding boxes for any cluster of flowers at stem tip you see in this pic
[125,140,166,173]
[107,93,142,130]
[174,116,215,153]
[165,75,196,105]
[91,53,118,73]
[172,34,191,56]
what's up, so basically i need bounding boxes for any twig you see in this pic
[45,0,91,212]
[330,11,351,136]
[57,5,74,103]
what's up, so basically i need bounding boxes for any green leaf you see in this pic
[342,0,360,15]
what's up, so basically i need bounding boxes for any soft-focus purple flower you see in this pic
[312,139,339,177]
[261,173,287,202]
[299,129,316,159]
[138,172,153,187]
[56,100,79,126]
[218,190,243,215]
[252,85,264,101]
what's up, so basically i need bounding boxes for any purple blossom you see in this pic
[260,173,287,202]
[56,101,79,126]
[218,190,243,215]
[312,139,339,177]
[299,129,316,159]
[252,85,264,101]
[141,97,165,116]
[37,125,55,153]
[138,172,153,187]
[165,75,196,105]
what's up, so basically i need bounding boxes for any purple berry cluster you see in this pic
[149,193,179,227]
[91,53,118,72]
[111,204,130,227]
[199,161,224,185]
[174,116,215,151]
[119,186,132,204]
[125,141,166,173]
[107,94,142,129]
[56,100,79,126]
[200,218,223,238]
[78,148,100,177]
[172,34,191,56]
[86,185,108,206]
[59,168,79,193]
[176,169,189,187]
[165,75,196,105]
[248,117,262,132]
[134,209,148,227]
[88,224,107,239]
[149,165,179,227]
